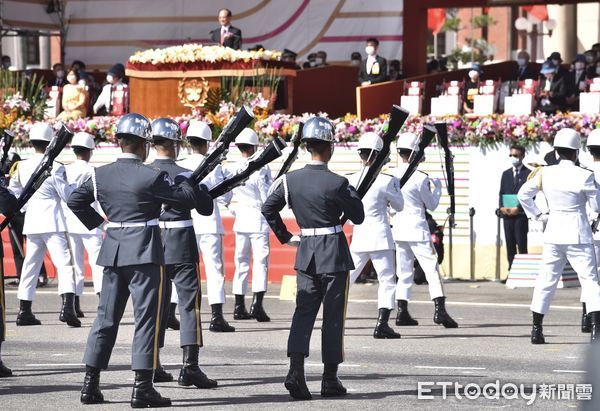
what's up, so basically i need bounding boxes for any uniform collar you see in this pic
[306,161,328,170]
[558,159,575,166]
[155,156,174,161]
[118,153,142,161]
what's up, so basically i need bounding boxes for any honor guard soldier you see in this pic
[62,132,104,311]
[347,132,404,339]
[229,128,273,322]
[0,185,18,377]
[68,113,213,407]
[391,132,458,328]
[178,120,235,332]
[518,128,600,344]
[9,122,80,327]
[262,116,364,401]
[150,118,217,389]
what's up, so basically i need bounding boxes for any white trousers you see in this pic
[197,233,225,305]
[69,233,103,295]
[232,232,269,295]
[531,243,600,315]
[348,249,396,309]
[395,240,445,301]
[171,285,179,304]
[17,232,76,301]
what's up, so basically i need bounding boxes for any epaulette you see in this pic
[526,166,542,181]
[8,160,20,177]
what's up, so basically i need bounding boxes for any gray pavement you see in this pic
[0,279,594,410]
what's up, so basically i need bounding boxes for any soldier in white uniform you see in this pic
[347,132,404,339]
[9,122,79,327]
[519,128,600,343]
[391,132,458,329]
[62,132,104,317]
[229,128,273,322]
[178,120,235,332]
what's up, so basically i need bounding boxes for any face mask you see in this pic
[586,55,595,63]
[67,75,77,84]
[517,58,527,66]
[309,61,316,67]
[468,70,478,80]
[552,59,560,66]
[56,70,64,78]
[575,62,585,70]
[106,74,114,84]
[351,59,361,66]
[315,57,323,65]
[365,46,375,56]
[510,156,522,167]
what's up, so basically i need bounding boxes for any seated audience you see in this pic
[538,61,568,114]
[514,50,537,81]
[57,69,89,121]
[93,64,126,116]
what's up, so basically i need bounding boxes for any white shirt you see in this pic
[93,79,124,114]
[227,160,272,233]
[366,55,377,75]
[61,159,103,235]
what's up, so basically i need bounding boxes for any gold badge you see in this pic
[178,78,210,111]
[371,62,380,75]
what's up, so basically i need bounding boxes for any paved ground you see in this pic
[0,279,597,410]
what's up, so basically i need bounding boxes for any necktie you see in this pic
[220,28,226,45]
[513,168,519,189]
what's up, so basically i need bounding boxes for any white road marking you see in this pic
[306,363,360,368]
[565,356,579,359]
[415,366,486,370]
[26,363,84,367]
[552,370,586,374]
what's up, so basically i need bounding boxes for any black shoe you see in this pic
[209,304,235,332]
[80,366,104,404]
[233,303,252,320]
[284,369,312,400]
[591,312,600,343]
[178,345,217,389]
[166,303,180,330]
[531,325,545,344]
[59,293,82,328]
[321,377,347,397]
[396,300,418,326]
[249,292,270,322]
[153,367,173,383]
[16,300,41,326]
[373,309,401,339]
[131,370,171,408]
[582,313,591,333]
[0,361,13,378]
[74,296,85,318]
[433,297,458,328]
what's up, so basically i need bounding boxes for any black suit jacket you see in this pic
[209,26,242,50]
[499,166,530,217]
[262,164,364,274]
[514,64,538,82]
[358,55,388,85]
[539,75,568,112]
[566,70,588,97]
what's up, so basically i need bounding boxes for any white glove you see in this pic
[287,235,301,247]
[432,179,442,189]
[535,213,549,224]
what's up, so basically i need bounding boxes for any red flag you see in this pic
[522,5,548,21]
[428,8,446,35]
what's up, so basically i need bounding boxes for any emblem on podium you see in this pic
[178,78,210,111]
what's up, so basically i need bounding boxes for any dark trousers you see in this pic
[287,269,349,365]
[0,254,5,342]
[83,264,164,371]
[158,262,203,349]
[504,217,528,268]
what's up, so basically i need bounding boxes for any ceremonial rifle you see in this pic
[0,130,14,172]
[399,125,437,188]
[275,122,303,179]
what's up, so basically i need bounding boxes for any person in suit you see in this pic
[262,116,364,401]
[498,145,530,269]
[46,63,66,88]
[518,128,600,344]
[358,38,388,86]
[513,50,538,82]
[538,61,569,114]
[209,8,242,50]
[68,113,213,407]
[566,54,590,111]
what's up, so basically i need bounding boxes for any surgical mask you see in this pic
[510,156,522,167]
[106,74,114,84]
[309,60,316,67]
[552,59,560,66]
[468,70,479,80]
[351,59,361,66]
[574,62,585,70]
[365,46,375,56]
[56,70,64,78]
[67,75,77,84]
[315,57,323,65]
[517,58,527,66]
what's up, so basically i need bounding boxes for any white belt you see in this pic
[300,225,343,236]
[105,218,159,229]
[159,220,193,229]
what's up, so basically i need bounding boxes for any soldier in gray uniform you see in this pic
[68,113,213,408]
[262,116,365,401]
[150,118,217,389]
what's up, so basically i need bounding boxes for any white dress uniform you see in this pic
[178,154,233,305]
[9,154,75,301]
[348,172,404,309]
[518,160,600,315]
[62,159,104,295]
[228,161,273,296]
[391,164,445,301]
[588,162,600,265]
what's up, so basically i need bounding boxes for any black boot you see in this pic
[373,308,401,339]
[284,353,311,400]
[321,363,347,397]
[233,295,252,320]
[59,293,81,328]
[531,312,545,344]
[582,303,591,333]
[131,370,171,408]
[16,300,41,326]
[396,300,418,326]
[167,303,180,331]
[209,304,235,332]
[0,342,12,378]
[74,295,85,318]
[433,297,458,328]
[80,365,104,404]
[590,311,600,343]
[178,345,218,388]
[153,354,173,383]
[250,292,270,322]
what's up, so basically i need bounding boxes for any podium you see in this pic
[504,94,535,116]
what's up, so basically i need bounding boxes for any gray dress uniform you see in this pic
[262,162,364,364]
[67,154,212,371]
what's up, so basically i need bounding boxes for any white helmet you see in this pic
[553,128,581,150]
[235,128,259,146]
[29,122,54,142]
[396,132,419,152]
[587,129,600,147]
[71,132,95,149]
[186,120,212,141]
[357,132,383,152]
